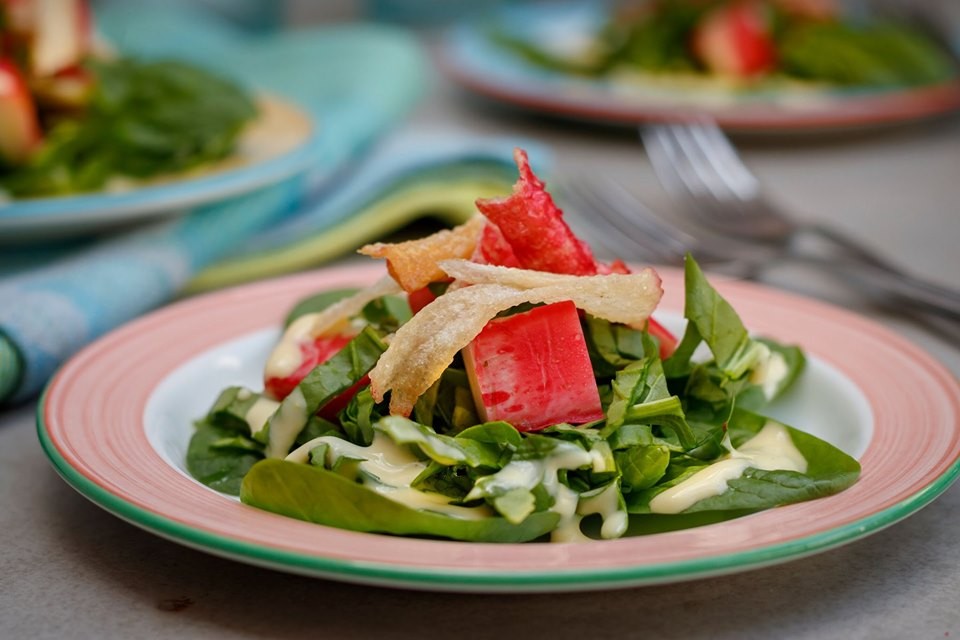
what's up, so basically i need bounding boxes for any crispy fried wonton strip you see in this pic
[369,264,662,416]
[358,216,486,292]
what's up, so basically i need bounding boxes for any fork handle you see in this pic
[830,260,960,321]
[908,311,960,346]
[800,223,960,316]
[806,223,910,274]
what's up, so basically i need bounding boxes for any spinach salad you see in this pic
[493,0,955,91]
[187,149,860,543]
[0,1,257,198]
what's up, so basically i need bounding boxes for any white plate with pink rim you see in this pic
[38,262,960,592]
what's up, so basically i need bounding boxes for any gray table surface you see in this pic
[3,54,960,640]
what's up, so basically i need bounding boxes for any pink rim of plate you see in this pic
[39,263,960,592]
[439,54,960,133]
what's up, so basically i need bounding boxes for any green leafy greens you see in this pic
[492,2,955,89]
[1,58,257,197]
[187,255,860,543]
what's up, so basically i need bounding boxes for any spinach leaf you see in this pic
[466,437,592,522]
[202,386,261,433]
[186,419,264,495]
[665,256,805,416]
[294,415,344,445]
[240,459,559,542]
[361,295,413,334]
[779,21,954,87]
[411,464,475,499]
[662,320,702,379]
[736,339,806,411]
[338,387,381,446]
[1,58,257,196]
[413,368,478,433]
[582,315,647,377]
[613,510,757,537]
[625,410,860,514]
[377,416,499,468]
[601,332,697,449]
[456,421,523,455]
[608,423,681,452]
[616,444,671,492]
[676,255,766,379]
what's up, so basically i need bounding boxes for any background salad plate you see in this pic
[0,1,424,242]
[0,95,317,240]
[38,263,960,592]
[441,3,960,133]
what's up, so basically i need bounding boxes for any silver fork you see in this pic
[558,174,778,274]
[558,173,960,344]
[641,122,960,320]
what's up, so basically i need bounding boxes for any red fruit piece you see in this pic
[407,279,451,315]
[265,334,366,420]
[0,59,41,165]
[463,301,604,431]
[596,259,631,275]
[475,149,597,276]
[265,334,352,400]
[647,317,678,360]
[691,1,777,78]
[471,220,521,268]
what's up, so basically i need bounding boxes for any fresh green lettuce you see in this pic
[189,255,860,541]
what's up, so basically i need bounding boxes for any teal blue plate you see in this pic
[1,8,426,241]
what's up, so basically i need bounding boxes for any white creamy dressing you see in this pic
[587,441,615,473]
[265,387,308,458]
[286,432,493,520]
[578,482,629,540]
[264,313,319,380]
[244,396,280,438]
[749,345,790,400]
[466,441,628,542]
[648,422,807,515]
[550,484,586,542]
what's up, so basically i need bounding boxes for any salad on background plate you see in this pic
[441,0,960,131]
[186,148,860,543]
[0,0,314,234]
[496,0,956,91]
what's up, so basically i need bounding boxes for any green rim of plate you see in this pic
[35,384,960,591]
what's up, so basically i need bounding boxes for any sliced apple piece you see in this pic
[28,0,92,77]
[0,58,41,165]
